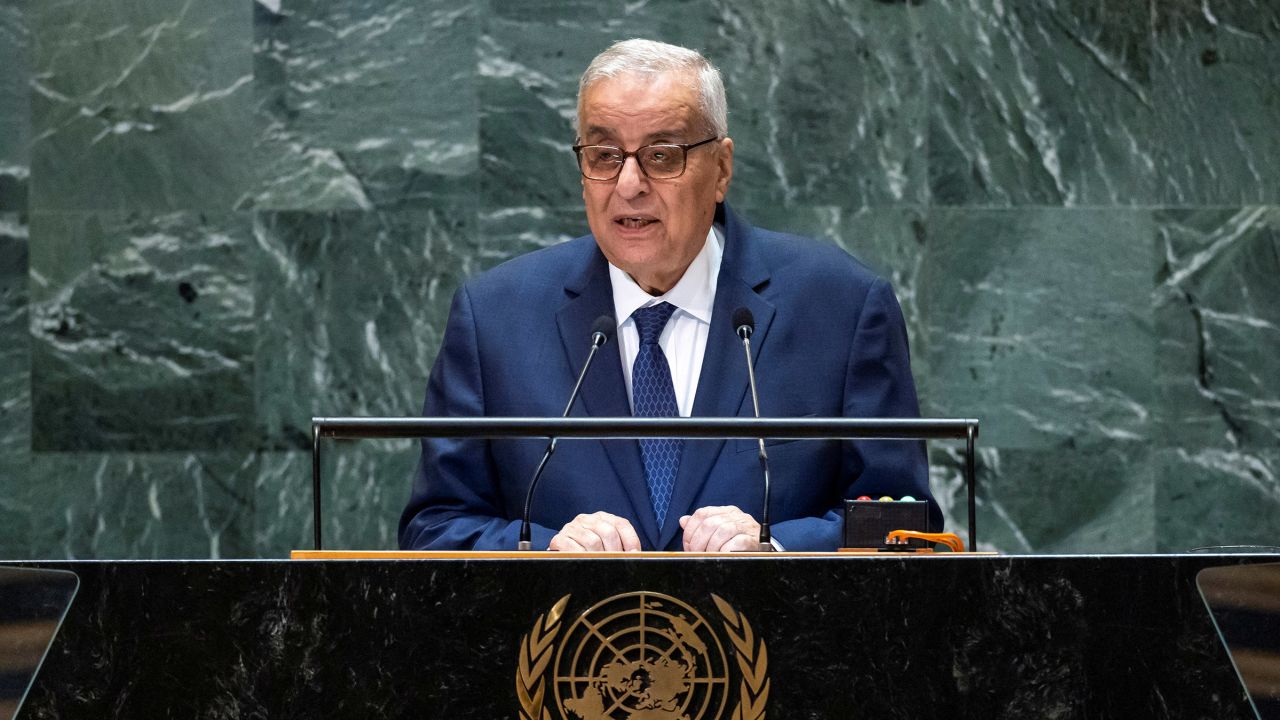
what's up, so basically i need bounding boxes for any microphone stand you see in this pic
[518,324,610,550]
[737,325,774,552]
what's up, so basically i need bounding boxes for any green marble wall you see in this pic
[0,0,1276,558]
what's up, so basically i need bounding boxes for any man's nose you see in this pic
[614,155,649,199]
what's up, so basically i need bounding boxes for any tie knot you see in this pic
[632,302,677,345]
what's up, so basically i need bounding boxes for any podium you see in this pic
[13,553,1272,719]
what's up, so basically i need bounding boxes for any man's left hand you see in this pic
[678,506,761,552]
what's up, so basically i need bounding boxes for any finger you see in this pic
[613,517,643,552]
[581,513,625,552]
[682,506,732,550]
[549,533,586,552]
[706,519,748,552]
[721,533,760,552]
[686,512,731,552]
[562,518,606,551]
[681,513,709,551]
[691,505,735,520]
[678,515,692,529]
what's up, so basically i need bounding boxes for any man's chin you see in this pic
[600,228,668,264]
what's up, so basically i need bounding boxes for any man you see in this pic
[399,39,937,552]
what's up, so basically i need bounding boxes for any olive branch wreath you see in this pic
[516,593,768,720]
[712,594,769,720]
[517,594,570,720]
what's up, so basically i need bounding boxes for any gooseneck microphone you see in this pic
[732,307,774,551]
[518,315,615,550]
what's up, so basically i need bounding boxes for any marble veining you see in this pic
[248,0,478,211]
[28,212,257,452]
[0,0,1276,558]
[1151,1,1280,204]
[29,0,254,211]
[0,1,30,211]
[0,215,31,555]
[920,208,1155,450]
[925,0,1156,206]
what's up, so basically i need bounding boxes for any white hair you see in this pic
[576,39,728,138]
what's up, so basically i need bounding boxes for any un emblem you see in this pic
[516,592,768,720]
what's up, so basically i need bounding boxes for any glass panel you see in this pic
[0,567,79,720]
[1198,563,1280,720]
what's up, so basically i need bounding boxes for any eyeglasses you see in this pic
[572,136,719,181]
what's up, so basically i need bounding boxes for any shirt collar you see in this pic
[608,225,722,326]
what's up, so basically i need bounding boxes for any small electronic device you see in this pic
[842,497,931,550]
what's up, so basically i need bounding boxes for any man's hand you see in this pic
[549,512,642,552]
[679,506,762,552]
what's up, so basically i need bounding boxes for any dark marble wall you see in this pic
[0,0,1276,558]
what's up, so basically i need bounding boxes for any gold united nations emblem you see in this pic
[517,592,769,720]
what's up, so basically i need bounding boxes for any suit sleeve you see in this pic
[397,284,557,550]
[768,277,937,551]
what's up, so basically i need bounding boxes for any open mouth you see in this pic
[614,215,658,229]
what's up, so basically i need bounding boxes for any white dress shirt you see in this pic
[608,226,782,549]
[609,226,723,416]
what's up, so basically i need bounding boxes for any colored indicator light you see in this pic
[856,495,872,501]
[878,496,894,502]
[899,495,916,502]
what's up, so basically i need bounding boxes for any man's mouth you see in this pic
[614,215,658,229]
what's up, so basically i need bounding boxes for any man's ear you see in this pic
[715,137,734,203]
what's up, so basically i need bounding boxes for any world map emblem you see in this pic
[517,592,768,720]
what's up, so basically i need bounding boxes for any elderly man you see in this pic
[399,39,937,552]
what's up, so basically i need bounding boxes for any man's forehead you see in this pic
[579,72,701,139]
[580,121,692,142]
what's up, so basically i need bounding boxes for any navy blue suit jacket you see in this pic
[398,204,937,551]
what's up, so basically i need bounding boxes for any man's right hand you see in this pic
[549,512,642,552]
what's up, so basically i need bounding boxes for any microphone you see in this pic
[518,315,615,550]
[732,307,774,551]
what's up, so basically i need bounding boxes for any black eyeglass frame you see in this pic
[571,136,720,180]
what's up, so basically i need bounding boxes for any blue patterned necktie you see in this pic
[631,302,683,529]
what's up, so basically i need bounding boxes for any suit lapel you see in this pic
[555,244,660,549]
[657,205,775,550]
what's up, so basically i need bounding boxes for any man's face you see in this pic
[578,71,733,295]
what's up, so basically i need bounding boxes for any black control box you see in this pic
[842,500,930,549]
